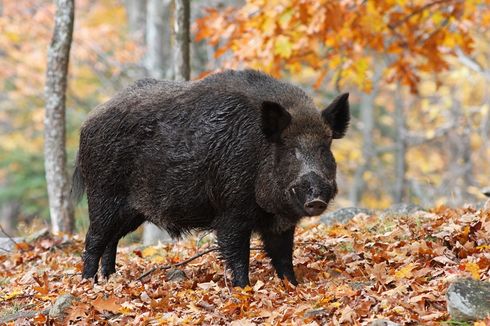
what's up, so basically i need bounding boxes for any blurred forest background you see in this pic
[0,0,489,238]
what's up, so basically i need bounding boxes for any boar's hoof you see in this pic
[304,199,327,216]
[284,276,298,286]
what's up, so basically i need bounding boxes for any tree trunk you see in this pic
[143,222,171,245]
[145,0,172,79]
[44,0,75,234]
[142,0,175,245]
[443,88,474,205]
[173,0,190,80]
[393,85,408,203]
[125,0,147,41]
[349,62,383,206]
[0,200,19,235]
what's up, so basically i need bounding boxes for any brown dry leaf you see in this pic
[338,305,356,324]
[92,295,121,313]
[68,302,91,321]
[1,206,489,324]
[420,311,445,321]
[432,255,455,265]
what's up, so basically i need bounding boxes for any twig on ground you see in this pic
[138,247,220,281]
[223,266,232,296]
[0,224,18,246]
[137,246,264,281]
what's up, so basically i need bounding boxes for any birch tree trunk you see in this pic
[349,62,383,206]
[125,0,147,41]
[44,0,74,234]
[145,0,172,79]
[173,0,190,80]
[142,0,175,245]
[393,85,408,203]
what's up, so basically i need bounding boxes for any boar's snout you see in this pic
[289,171,336,217]
[304,199,327,216]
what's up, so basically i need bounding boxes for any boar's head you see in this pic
[256,93,350,224]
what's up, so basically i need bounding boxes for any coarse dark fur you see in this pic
[72,69,350,287]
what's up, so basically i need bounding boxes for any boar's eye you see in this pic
[318,144,330,155]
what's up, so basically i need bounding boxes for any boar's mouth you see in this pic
[286,188,327,217]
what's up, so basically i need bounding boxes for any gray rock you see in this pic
[49,294,77,320]
[369,319,400,326]
[0,309,49,324]
[350,280,374,290]
[0,236,22,251]
[24,228,49,242]
[380,203,424,218]
[304,308,327,318]
[320,207,373,225]
[469,200,490,211]
[446,278,490,321]
[166,268,187,282]
[0,228,49,252]
[481,186,490,198]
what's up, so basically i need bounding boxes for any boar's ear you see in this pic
[321,93,350,139]
[261,101,291,142]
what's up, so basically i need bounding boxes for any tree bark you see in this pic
[393,84,408,203]
[142,0,175,245]
[125,0,147,42]
[173,0,190,80]
[44,0,75,234]
[0,200,19,235]
[145,0,172,79]
[445,90,474,205]
[349,63,383,206]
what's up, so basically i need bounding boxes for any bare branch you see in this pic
[0,224,18,246]
[456,48,490,82]
[387,0,453,30]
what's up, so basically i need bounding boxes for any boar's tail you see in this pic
[70,152,85,204]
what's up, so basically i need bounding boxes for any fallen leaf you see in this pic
[92,295,121,313]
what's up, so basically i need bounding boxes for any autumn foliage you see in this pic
[196,0,490,92]
[1,207,489,324]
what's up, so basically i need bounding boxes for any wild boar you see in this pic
[72,69,350,287]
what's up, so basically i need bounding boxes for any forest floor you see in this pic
[0,205,489,325]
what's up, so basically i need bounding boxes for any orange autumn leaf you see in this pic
[92,295,122,313]
[194,0,488,92]
[33,272,49,295]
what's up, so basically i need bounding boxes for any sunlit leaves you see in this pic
[195,0,490,93]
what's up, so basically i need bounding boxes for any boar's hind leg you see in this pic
[82,197,124,280]
[100,212,145,278]
[216,219,252,288]
[260,226,298,285]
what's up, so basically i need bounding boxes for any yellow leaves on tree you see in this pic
[195,0,490,93]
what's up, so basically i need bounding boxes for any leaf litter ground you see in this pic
[1,206,489,325]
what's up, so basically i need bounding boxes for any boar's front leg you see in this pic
[216,217,252,288]
[260,226,298,285]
